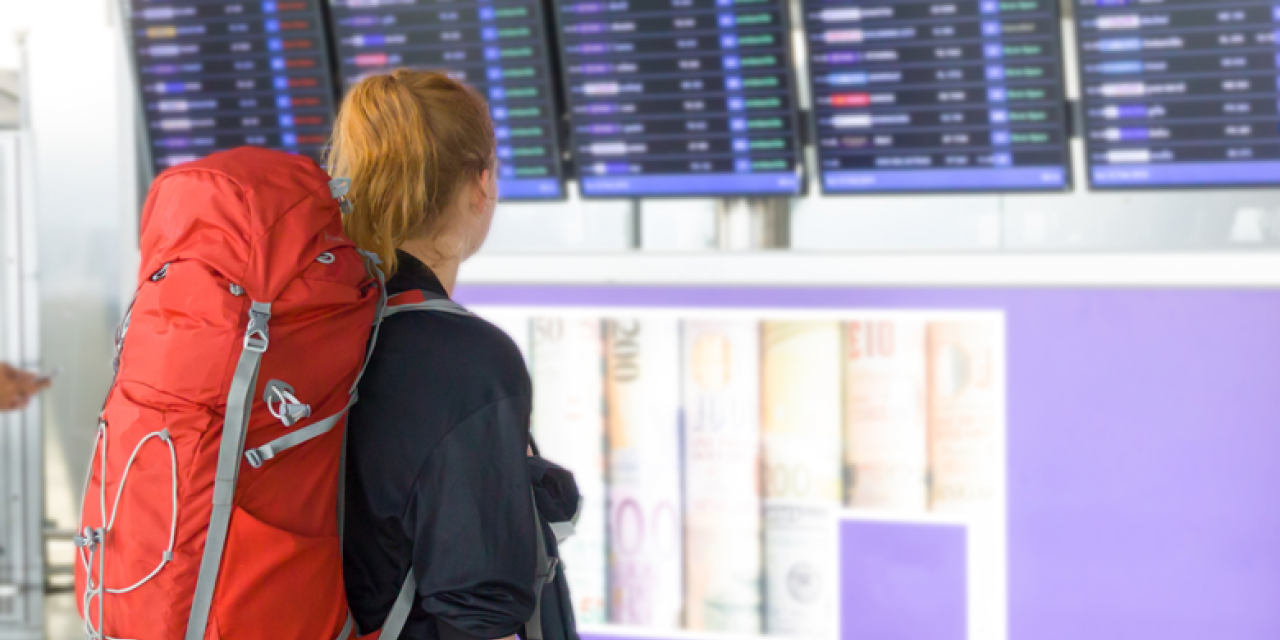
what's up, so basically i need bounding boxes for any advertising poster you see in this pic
[480,308,1007,639]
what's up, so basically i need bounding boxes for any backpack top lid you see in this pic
[138,147,351,303]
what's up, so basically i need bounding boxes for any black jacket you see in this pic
[343,252,576,640]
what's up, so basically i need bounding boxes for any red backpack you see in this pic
[74,147,381,640]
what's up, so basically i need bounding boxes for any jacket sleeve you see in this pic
[405,396,538,640]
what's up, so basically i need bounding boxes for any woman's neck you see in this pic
[399,237,461,296]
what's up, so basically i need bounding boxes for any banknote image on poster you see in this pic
[605,319,684,628]
[844,317,929,512]
[928,318,1007,640]
[682,320,764,633]
[531,317,608,624]
[761,322,843,638]
[928,320,1003,512]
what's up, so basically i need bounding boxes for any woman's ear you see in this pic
[473,168,494,214]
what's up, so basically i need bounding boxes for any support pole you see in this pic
[716,198,791,250]
[628,198,642,250]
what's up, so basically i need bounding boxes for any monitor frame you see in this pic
[803,0,1075,196]
[121,0,342,183]
[1071,0,1280,192]
[324,0,571,202]
[549,0,810,200]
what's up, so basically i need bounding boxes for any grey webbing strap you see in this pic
[338,254,387,631]
[380,571,417,640]
[526,495,548,640]
[381,299,473,319]
[243,396,356,468]
[343,251,387,542]
[527,488,559,640]
[351,251,389,397]
[334,612,356,640]
[549,520,576,544]
[185,301,272,640]
[338,424,350,544]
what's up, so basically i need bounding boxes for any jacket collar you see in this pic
[387,250,449,299]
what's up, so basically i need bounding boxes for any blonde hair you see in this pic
[326,70,495,275]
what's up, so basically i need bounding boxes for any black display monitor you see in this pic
[803,0,1072,193]
[1076,0,1280,189]
[327,0,567,200]
[551,0,806,197]
[124,0,339,177]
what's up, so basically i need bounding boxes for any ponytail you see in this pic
[326,70,495,275]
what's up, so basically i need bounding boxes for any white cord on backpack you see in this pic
[78,421,179,640]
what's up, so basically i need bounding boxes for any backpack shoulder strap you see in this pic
[526,490,557,640]
[382,289,473,320]
[380,570,417,640]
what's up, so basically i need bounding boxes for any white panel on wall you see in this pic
[792,192,1006,252]
[485,182,634,252]
[639,199,719,251]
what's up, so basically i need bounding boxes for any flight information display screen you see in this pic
[1076,0,1280,189]
[804,0,1071,193]
[127,0,338,176]
[553,0,806,197]
[328,0,567,200]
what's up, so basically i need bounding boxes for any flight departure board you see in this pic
[804,0,1071,193]
[328,0,567,200]
[553,0,806,197]
[1076,0,1280,189]
[126,0,338,175]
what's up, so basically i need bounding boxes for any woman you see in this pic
[329,70,577,640]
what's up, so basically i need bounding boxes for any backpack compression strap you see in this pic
[186,301,272,640]
[242,258,392,469]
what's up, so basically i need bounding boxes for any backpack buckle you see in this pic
[244,307,271,352]
[245,449,266,469]
[330,178,353,215]
[150,263,170,282]
[74,526,104,551]
[540,556,559,584]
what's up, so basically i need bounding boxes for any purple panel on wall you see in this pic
[456,284,1280,640]
[839,519,967,640]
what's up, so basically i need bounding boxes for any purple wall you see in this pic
[456,285,1280,640]
[839,519,967,640]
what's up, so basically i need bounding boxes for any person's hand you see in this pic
[0,363,50,411]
